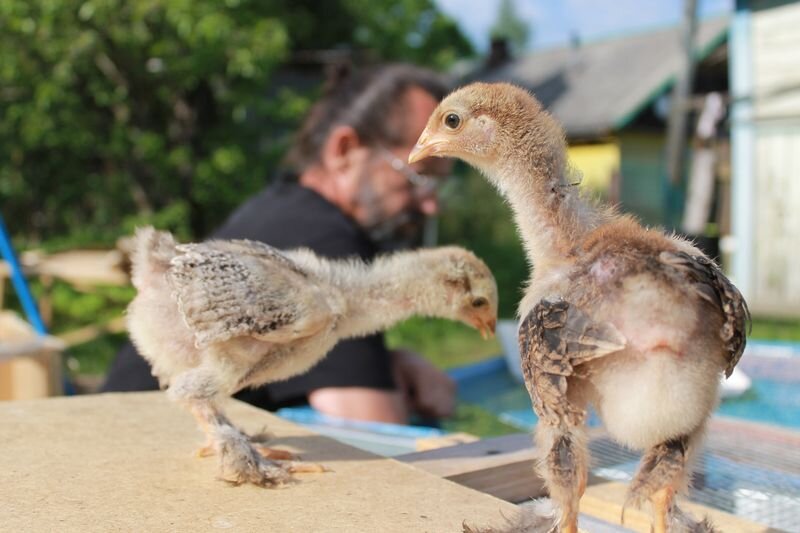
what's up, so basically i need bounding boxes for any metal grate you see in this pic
[589,419,800,531]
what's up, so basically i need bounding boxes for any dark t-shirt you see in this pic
[101,181,395,410]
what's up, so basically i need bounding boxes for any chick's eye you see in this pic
[471,297,488,308]
[444,113,461,129]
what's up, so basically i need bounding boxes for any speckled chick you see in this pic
[126,226,497,487]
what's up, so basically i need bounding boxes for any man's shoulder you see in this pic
[213,182,373,258]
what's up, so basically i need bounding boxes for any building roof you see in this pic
[470,17,729,139]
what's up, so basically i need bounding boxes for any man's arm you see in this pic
[308,387,408,424]
[307,349,456,424]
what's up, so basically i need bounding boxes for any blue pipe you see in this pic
[0,213,47,335]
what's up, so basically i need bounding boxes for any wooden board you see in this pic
[0,392,519,532]
[400,433,545,503]
[0,249,128,288]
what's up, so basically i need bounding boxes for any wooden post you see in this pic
[0,311,64,400]
[666,0,699,186]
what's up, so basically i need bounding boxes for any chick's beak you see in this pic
[408,129,443,164]
[473,316,496,340]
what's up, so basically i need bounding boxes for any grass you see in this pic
[442,404,520,437]
[750,316,800,342]
[387,317,519,437]
[386,316,502,369]
[65,332,128,376]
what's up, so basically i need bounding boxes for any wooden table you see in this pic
[0,392,518,532]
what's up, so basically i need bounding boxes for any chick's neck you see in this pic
[333,252,451,340]
[493,138,605,268]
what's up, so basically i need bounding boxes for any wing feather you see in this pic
[659,251,750,377]
[167,240,331,348]
[518,300,626,425]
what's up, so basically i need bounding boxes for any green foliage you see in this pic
[386,316,501,369]
[442,404,520,437]
[1,0,473,246]
[67,331,128,376]
[343,0,473,68]
[489,0,531,53]
[1,0,477,383]
[1,0,289,242]
[750,316,800,341]
[21,279,135,334]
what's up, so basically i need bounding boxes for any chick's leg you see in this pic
[624,433,693,533]
[245,430,300,461]
[530,369,589,533]
[167,363,297,487]
[191,423,296,460]
[520,300,615,533]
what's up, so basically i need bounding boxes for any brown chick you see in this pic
[126,226,497,487]
[409,83,748,533]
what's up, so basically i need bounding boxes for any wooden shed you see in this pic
[730,0,800,315]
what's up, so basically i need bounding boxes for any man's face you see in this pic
[351,87,454,243]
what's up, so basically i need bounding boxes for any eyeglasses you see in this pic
[377,146,448,196]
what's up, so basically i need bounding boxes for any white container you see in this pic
[496,318,525,383]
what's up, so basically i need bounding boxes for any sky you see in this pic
[433,0,734,52]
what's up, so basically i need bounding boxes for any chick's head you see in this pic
[408,83,563,182]
[429,247,498,340]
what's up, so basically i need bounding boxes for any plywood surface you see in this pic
[0,392,517,532]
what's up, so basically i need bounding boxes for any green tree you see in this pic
[489,0,530,53]
[0,0,472,246]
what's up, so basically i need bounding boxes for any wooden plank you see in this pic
[415,432,479,451]
[0,338,65,362]
[34,249,129,287]
[399,433,545,503]
[58,315,127,347]
[401,433,534,478]
[0,249,129,287]
[0,392,520,532]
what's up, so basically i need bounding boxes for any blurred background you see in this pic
[1,0,799,437]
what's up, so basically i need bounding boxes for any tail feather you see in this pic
[130,226,178,290]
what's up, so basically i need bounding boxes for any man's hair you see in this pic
[284,63,450,171]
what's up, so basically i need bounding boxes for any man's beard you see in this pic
[355,172,427,251]
[368,210,428,251]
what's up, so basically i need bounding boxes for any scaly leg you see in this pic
[168,361,326,487]
[624,433,694,533]
[651,486,673,533]
[195,426,297,461]
[519,300,614,533]
[530,370,589,533]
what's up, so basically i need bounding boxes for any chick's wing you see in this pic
[659,251,750,377]
[168,239,332,348]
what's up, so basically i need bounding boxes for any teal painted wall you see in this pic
[618,131,667,226]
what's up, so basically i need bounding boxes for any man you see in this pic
[102,63,457,424]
